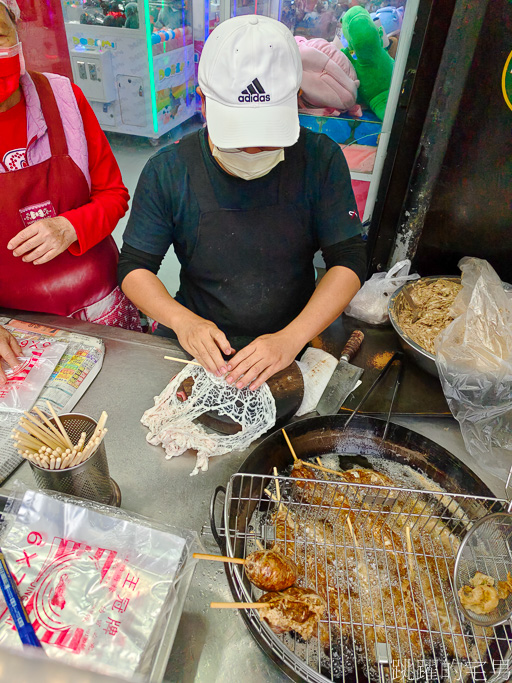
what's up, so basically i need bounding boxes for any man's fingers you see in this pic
[0,341,20,370]
[0,366,7,386]
[212,330,233,359]
[7,224,39,251]
[226,350,259,384]
[234,361,267,389]
[227,345,254,373]
[249,366,275,391]
[198,341,223,375]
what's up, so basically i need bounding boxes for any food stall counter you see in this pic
[0,310,506,683]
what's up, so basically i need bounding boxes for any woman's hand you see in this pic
[7,216,77,265]
[0,327,22,386]
[225,330,302,391]
[175,312,235,375]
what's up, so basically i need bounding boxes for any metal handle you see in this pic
[343,351,403,431]
[340,330,364,362]
[209,486,226,552]
[381,355,405,442]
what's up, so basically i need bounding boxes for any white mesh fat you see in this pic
[141,363,276,475]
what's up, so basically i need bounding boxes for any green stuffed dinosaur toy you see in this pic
[341,6,394,120]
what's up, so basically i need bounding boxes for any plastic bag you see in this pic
[435,257,512,479]
[0,485,201,680]
[345,259,420,325]
[0,337,67,416]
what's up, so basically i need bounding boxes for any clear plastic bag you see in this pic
[0,337,67,416]
[435,258,512,479]
[344,259,420,325]
[0,484,201,681]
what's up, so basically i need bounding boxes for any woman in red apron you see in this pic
[0,0,140,381]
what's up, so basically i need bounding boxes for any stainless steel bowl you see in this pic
[388,275,461,377]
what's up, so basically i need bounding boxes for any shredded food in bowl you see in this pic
[395,278,462,355]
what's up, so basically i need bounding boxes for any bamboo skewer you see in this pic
[13,409,109,472]
[281,428,298,462]
[193,553,246,565]
[22,412,67,448]
[405,526,415,581]
[164,356,202,367]
[33,407,68,444]
[46,402,74,449]
[300,460,348,478]
[210,602,270,610]
[18,419,62,451]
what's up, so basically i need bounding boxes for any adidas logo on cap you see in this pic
[238,78,270,103]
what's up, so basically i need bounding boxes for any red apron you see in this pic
[0,71,119,317]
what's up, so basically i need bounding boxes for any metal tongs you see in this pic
[343,350,405,442]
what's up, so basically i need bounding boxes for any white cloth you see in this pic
[295,347,338,416]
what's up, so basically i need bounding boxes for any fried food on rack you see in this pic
[459,584,499,615]
[258,585,326,640]
[244,549,297,591]
[290,462,349,513]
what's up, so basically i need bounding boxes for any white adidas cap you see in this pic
[198,15,302,149]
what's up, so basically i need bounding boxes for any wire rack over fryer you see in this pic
[223,473,512,683]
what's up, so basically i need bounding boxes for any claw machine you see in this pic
[60,0,196,140]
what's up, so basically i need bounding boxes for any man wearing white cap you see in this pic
[120,15,366,390]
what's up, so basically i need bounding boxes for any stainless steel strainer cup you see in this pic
[28,413,121,507]
[454,512,512,628]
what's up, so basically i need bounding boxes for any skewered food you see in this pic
[395,278,462,354]
[244,549,297,591]
[258,586,326,640]
[264,460,490,680]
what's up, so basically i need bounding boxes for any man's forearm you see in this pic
[281,266,360,347]
[121,269,197,330]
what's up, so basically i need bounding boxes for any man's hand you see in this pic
[0,327,22,386]
[226,331,302,391]
[7,217,77,265]
[175,313,235,375]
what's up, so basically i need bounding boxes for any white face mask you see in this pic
[212,146,285,181]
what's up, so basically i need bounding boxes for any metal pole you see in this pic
[389,0,490,266]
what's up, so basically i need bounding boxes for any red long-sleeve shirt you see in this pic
[0,82,129,255]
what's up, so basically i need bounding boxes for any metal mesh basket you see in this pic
[29,413,120,506]
[222,472,512,683]
[454,512,512,629]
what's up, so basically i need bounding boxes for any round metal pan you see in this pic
[238,414,495,497]
[217,415,502,683]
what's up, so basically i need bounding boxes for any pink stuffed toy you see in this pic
[295,36,362,117]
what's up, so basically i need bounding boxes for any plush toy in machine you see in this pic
[371,6,403,59]
[341,5,394,120]
[295,36,362,117]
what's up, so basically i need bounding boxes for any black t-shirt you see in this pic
[122,127,364,266]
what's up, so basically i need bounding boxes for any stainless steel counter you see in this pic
[0,311,507,683]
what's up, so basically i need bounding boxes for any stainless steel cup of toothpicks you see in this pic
[12,403,121,506]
